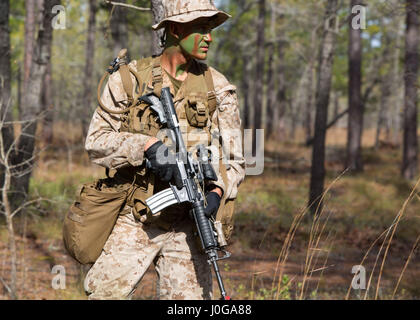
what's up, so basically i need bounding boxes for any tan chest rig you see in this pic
[97,51,235,240]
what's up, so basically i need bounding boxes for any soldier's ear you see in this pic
[168,23,181,40]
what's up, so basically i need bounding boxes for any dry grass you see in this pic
[241,128,420,300]
[392,235,420,299]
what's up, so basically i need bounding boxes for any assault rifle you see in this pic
[140,87,231,300]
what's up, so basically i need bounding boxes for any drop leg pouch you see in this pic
[63,178,133,264]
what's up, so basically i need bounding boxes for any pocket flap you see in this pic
[67,204,85,223]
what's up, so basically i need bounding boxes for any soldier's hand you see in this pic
[145,140,183,189]
[204,191,221,218]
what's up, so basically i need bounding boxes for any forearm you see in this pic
[85,108,153,169]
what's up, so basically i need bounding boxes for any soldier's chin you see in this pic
[193,52,208,60]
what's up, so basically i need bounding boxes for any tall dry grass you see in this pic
[344,177,420,300]
[268,169,348,300]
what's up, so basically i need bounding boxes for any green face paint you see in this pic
[179,25,213,60]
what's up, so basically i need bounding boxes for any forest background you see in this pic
[0,0,419,300]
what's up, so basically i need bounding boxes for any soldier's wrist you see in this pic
[144,137,160,152]
[209,186,223,198]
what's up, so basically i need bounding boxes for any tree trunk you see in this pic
[252,0,265,154]
[0,0,14,206]
[304,62,315,142]
[151,0,164,56]
[375,38,392,149]
[375,82,388,149]
[110,0,128,56]
[17,64,22,122]
[265,43,276,138]
[12,0,59,208]
[276,44,287,141]
[41,62,54,145]
[241,55,251,130]
[333,91,339,124]
[304,28,318,143]
[24,0,36,94]
[290,100,300,142]
[0,1,17,299]
[402,0,419,179]
[346,0,364,172]
[81,0,97,140]
[391,18,404,145]
[266,4,279,140]
[309,0,339,216]
[40,0,52,145]
[2,168,17,299]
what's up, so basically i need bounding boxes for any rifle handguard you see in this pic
[192,200,217,250]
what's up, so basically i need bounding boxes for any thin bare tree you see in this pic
[0,0,13,191]
[24,0,37,94]
[41,58,54,145]
[12,0,59,208]
[0,101,52,299]
[402,0,419,179]
[252,0,266,154]
[265,3,277,139]
[81,0,98,139]
[346,0,364,172]
[309,0,339,215]
[241,52,252,130]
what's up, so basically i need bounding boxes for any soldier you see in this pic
[83,0,245,300]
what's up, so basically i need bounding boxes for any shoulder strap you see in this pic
[152,56,163,97]
[119,62,134,105]
[97,51,154,115]
[204,66,217,117]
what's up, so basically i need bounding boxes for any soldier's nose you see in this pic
[204,32,212,43]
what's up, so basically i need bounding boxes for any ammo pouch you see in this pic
[125,102,162,137]
[183,93,209,128]
[63,177,134,264]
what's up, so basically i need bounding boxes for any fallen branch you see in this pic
[104,0,150,11]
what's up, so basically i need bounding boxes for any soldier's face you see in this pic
[174,19,213,60]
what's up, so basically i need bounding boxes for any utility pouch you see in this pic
[216,199,235,242]
[63,178,134,264]
[123,102,162,137]
[183,93,209,128]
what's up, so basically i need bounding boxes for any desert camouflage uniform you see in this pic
[83,58,244,300]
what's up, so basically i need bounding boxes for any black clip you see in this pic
[107,57,121,74]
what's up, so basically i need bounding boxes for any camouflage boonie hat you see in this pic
[152,0,231,30]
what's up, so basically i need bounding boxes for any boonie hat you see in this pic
[152,0,231,30]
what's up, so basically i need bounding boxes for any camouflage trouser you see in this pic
[84,209,212,300]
